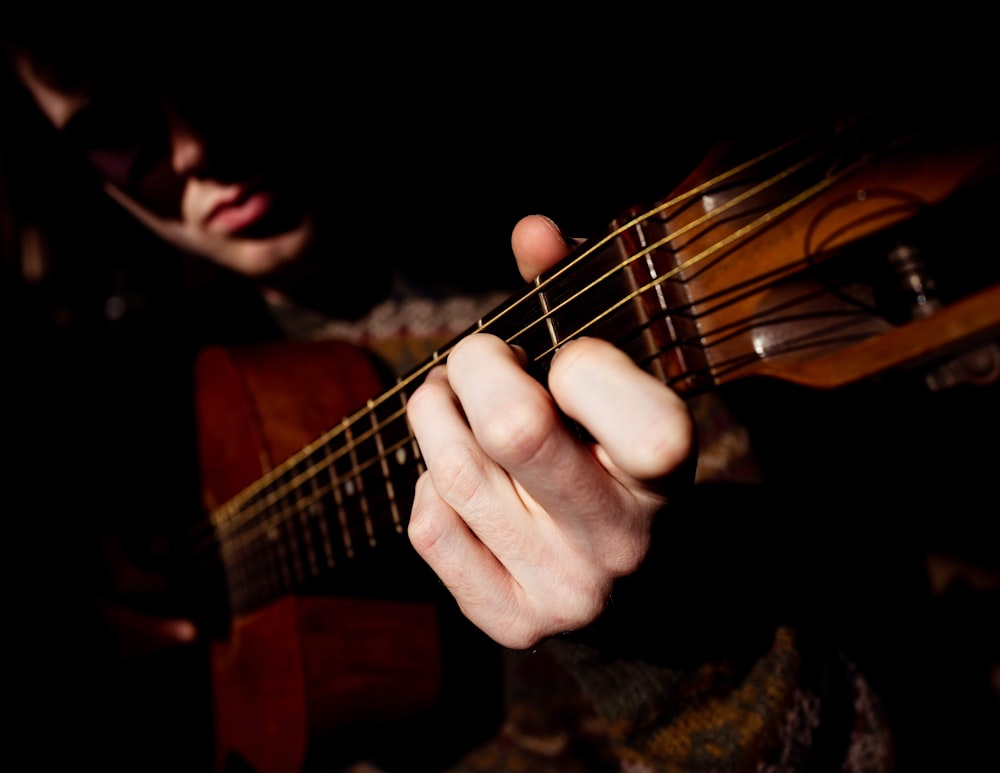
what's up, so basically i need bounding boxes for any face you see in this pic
[8,46,318,279]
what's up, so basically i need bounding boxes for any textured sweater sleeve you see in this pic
[538,468,895,772]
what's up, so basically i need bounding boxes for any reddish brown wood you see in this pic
[752,283,1000,387]
[195,339,443,773]
[211,596,440,773]
[659,131,1000,391]
[195,339,388,511]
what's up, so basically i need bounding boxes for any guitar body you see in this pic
[195,340,488,773]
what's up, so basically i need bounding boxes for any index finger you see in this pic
[445,333,625,529]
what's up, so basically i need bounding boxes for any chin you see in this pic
[224,224,315,279]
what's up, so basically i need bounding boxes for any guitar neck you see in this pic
[206,225,673,615]
[207,113,1000,617]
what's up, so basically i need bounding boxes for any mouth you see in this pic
[206,188,276,235]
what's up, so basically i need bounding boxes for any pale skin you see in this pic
[9,49,695,652]
[408,215,693,649]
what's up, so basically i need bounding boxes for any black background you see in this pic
[2,9,997,772]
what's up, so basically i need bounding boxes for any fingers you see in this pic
[510,214,575,281]
[407,333,689,649]
[440,335,625,534]
[95,533,199,658]
[408,470,530,644]
[408,346,608,648]
[405,214,695,650]
[548,337,693,482]
[97,599,198,659]
[513,215,692,482]
[407,356,569,566]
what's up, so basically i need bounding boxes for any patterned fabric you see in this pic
[545,630,893,773]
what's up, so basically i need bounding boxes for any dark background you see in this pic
[2,10,996,772]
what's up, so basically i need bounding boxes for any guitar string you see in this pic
[203,132,817,527]
[205,129,880,586]
[208,128,827,536]
[207,131,882,582]
[209,127,927,598]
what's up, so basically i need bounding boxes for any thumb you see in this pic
[510,214,578,282]
[97,598,199,658]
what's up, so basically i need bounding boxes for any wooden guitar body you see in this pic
[196,340,455,773]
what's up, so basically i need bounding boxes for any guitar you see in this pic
[192,111,1000,772]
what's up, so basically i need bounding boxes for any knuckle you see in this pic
[477,391,555,465]
[592,511,653,576]
[406,518,436,557]
[528,592,607,644]
[429,441,489,511]
[449,331,500,364]
[407,475,442,555]
[564,576,613,627]
[405,374,445,423]
[602,537,648,576]
[492,613,545,651]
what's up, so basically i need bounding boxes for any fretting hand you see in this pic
[407,215,693,649]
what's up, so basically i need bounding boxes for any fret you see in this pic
[276,473,307,587]
[309,496,336,568]
[534,276,560,349]
[224,495,281,614]
[217,509,249,612]
[343,416,376,547]
[230,511,255,612]
[335,417,377,552]
[614,218,674,386]
[240,475,296,595]
[381,384,424,528]
[637,223,670,314]
[323,434,356,559]
[399,381,425,477]
[368,398,401,532]
[502,235,644,372]
[264,501,294,594]
[253,484,293,599]
[612,213,710,394]
[302,456,337,570]
[351,407,403,546]
[288,456,319,579]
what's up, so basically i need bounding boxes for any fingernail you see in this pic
[538,214,577,249]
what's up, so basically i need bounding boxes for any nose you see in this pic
[163,102,208,177]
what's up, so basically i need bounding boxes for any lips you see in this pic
[206,189,276,234]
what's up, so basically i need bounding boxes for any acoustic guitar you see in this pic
[192,110,1000,772]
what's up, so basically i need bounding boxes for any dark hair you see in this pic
[1,11,322,103]
[1,10,163,90]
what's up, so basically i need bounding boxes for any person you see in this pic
[0,18,701,773]
[2,14,997,773]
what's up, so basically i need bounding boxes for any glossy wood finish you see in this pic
[625,124,1000,393]
[196,340,442,773]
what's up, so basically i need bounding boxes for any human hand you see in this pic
[96,533,199,658]
[406,215,693,650]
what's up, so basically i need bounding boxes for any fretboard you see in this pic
[210,215,693,616]
[207,115,1000,617]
